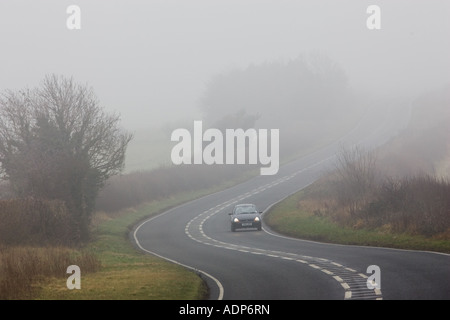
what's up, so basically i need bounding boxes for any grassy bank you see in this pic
[264,181,450,254]
[33,189,221,300]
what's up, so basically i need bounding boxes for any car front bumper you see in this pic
[232,221,261,230]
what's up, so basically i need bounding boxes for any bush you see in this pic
[363,175,450,236]
[332,146,379,216]
[316,153,450,237]
[0,198,78,246]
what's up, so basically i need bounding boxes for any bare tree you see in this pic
[0,75,133,241]
[334,145,378,215]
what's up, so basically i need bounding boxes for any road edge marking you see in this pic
[133,216,225,300]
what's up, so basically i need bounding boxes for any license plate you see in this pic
[241,223,252,226]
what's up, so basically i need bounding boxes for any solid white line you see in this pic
[133,216,225,300]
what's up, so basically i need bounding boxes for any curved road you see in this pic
[133,101,450,300]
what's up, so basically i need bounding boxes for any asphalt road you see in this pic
[133,101,450,300]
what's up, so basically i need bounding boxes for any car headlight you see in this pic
[233,218,239,223]
[254,217,260,222]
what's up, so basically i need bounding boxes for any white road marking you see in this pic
[133,216,224,300]
[341,282,351,290]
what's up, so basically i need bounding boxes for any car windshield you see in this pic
[234,205,257,214]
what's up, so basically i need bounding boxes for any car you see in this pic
[229,204,262,232]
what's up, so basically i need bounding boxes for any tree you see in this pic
[199,53,352,159]
[200,53,349,129]
[0,75,133,241]
[334,145,378,216]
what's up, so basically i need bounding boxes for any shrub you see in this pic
[0,198,77,246]
[364,175,450,236]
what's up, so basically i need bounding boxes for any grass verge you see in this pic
[34,192,217,300]
[264,185,450,254]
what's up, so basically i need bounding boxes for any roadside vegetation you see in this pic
[265,173,450,253]
[0,163,264,299]
[0,246,100,300]
[0,167,245,299]
[35,193,213,300]
[0,75,207,300]
[266,87,450,253]
[0,197,209,300]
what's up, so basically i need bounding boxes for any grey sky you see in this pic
[0,0,449,129]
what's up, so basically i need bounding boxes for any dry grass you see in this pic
[0,198,77,246]
[312,169,450,238]
[96,164,256,213]
[0,246,100,300]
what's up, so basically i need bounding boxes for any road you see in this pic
[133,101,450,300]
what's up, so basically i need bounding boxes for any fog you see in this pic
[0,0,450,178]
[2,2,450,301]
[0,1,449,171]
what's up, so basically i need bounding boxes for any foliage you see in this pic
[0,75,133,241]
[0,198,75,245]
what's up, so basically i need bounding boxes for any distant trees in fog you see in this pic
[200,53,350,127]
[199,53,354,158]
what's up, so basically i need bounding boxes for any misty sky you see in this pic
[0,0,449,130]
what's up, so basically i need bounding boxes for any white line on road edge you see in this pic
[133,214,224,300]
